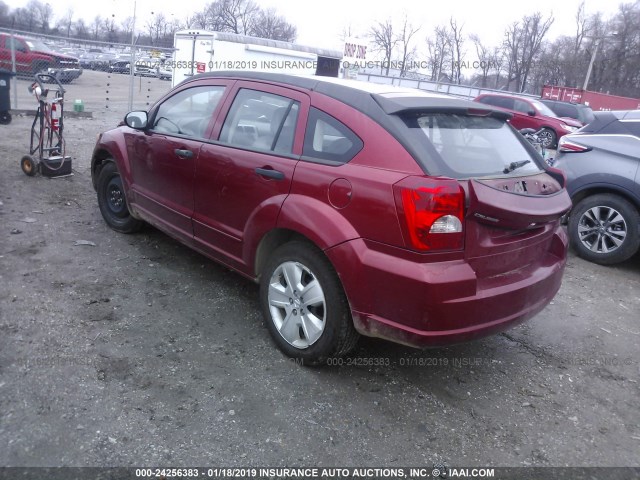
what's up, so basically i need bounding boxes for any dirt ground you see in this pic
[1,70,639,470]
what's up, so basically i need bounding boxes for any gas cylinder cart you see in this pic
[20,73,72,177]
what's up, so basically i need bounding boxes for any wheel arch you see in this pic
[570,184,640,214]
[250,195,360,279]
[91,132,131,191]
[253,229,316,279]
[91,148,114,191]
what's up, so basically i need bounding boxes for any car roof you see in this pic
[193,71,504,116]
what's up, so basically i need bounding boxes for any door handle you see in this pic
[174,148,193,159]
[255,167,285,181]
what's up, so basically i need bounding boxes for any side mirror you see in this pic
[527,109,536,117]
[125,111,148,129]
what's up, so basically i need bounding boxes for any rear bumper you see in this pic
[326,227,568,348]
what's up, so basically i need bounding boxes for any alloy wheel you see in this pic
[267,261,326,349]
[577,205,627,254]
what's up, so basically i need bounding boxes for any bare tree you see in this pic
[397,15,420,77]
[28,0,52,32]
[426,25,452,81]
[91,15,103,40]
[120,17,134,41]
[370,19,396,75]
[57,8,74,38]
[0,0,8,21]
[250,8,296,42]
[210,0,260,35]
[470,34,491,87]
[11,7,37,30]
[103,15,118,43]
[74,18,89,39]
[146,13,168,45]
[448,17,465,84]
[490,46,506,88]
[502,12,554,92]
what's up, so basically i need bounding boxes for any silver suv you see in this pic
[554,110,640,264]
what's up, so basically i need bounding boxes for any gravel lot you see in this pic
[1,70,639,470]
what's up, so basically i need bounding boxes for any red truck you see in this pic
[541,85,640,112]
[0,33,82,83]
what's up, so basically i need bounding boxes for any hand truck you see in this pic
[20,73,72,177]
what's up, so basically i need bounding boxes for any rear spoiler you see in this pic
[371,94,512,121]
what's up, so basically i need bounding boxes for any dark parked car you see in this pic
[474,93,582,148]
[109,60,131,74]
[553,110,640,265]
[540,99,595,126]
[79,52,98,69]
[91,72,571,363]
[90,52,118,71]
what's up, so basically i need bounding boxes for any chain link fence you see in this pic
[1,27,174,121]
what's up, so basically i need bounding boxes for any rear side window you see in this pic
[302,108,363,164]
[220,88,299,154]
[402,113,543,179]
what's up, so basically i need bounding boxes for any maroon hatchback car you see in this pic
[91,72,571,364]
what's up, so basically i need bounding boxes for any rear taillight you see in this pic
[393,176,465,252]
[558,137,591,153]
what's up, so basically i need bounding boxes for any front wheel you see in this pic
[568,194,640,265]
[97,161,143,233]
[260,242,359,365]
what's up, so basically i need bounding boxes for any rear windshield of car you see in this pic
[400,113,543,179]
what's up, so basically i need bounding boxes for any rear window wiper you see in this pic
[503,160,530,174]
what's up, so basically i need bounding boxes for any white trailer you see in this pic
[171,30,343,87]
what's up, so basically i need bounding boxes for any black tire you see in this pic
[260,241,359,365]
[568,194,640,265]
[0,111,11,125]
[96,161,144,233]
[538,128,557,149]
[21,155,38,176]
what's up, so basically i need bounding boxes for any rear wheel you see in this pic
[97,161,143,233]
[0,111,11,125]
[569,194,640,265]
[260,241,359,365]
[538,128,557,149]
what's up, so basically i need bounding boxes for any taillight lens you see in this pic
[558,137,591,153]
[393,176,465,252]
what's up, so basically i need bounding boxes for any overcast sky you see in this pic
[3,0,624,54]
